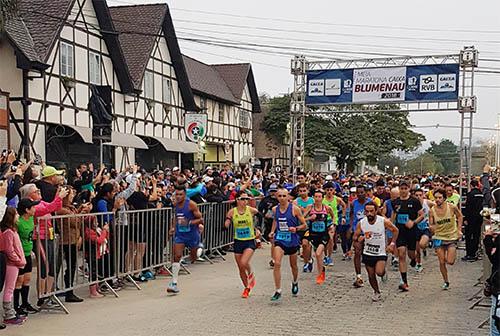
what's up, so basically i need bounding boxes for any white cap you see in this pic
[350,187,356,193]
[326,175,333,181]
[173,166,180,172]
[203,176,213,183]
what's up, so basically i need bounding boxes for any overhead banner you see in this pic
[305,64,459,106]
[184,113,207,142]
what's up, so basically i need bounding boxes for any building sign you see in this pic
[185,113,207,142]
[305,64,459,106]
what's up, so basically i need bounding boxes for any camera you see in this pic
[34,154,42,165]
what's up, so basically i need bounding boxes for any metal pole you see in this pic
[178,152,182,171]
[99,128,103,167]
[22,70,31,161]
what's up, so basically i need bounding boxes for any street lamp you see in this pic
[393,166,399,176]
[384,165,389,174]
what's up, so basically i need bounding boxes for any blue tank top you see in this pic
[275,204,300,247]
[296,196,314,209]
[352,198,371,230]
[175,198,196,237]
[384,199,394,218]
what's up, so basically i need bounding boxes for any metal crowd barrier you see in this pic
[34,201,237,313]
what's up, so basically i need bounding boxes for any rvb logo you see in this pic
[419,74,437,93]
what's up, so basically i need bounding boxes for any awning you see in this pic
[104,131,148,149]
[47,123,93,144]
[141,136,198,153]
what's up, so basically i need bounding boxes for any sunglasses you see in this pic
[237,197,250,201]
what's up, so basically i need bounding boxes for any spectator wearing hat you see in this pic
[37,166,65,204]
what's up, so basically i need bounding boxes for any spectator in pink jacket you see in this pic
[0,207,26,325]
[19,184,68,307]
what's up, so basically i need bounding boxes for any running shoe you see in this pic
[325,256,333,266]
[442,282,450,290]
[143,270,155,280]
[241,288,250,299]
[270,291,282,302]
[353,277,364,288]
[323,256,328,265]
[4,317,25,325]
[409,259,417,268]
[415,264,423,273]
[398,283,409,292]
[423,249,427,257]
[316,268,326,285]
[21,303,39,314]
[15,307,28,317]
[303,263,309,273]
[269,260,275,268]
[371,292,382,302]
[292,282,299,296]
[307,261,313,272]
[248,273,256,289]
[167,282,180,294]
[341,254,347,261]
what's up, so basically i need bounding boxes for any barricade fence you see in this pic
[34,201,236,313]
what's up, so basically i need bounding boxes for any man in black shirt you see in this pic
[391,180,424,291]
[462,180,484,261]
[492,180,500,213]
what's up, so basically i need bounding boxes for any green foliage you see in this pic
[405,152,444,175]
[377,154,406,173]
[426,139,459,175]
[0,0,18,32]
[260,95,290,144]
[304,116,335,157]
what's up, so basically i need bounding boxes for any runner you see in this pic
[351,185,371,288]
[322,182,346,266]
[167,184,204,294]
[391,180,424,292]
[224,191,259,298]
[381,187,399,270]
[269,188,307,301]
[429,188,463,290]
[307,190,336,284]
[292,183,314,272]
[414,188,434,272]
[445,184,460,206]
[353,202,398,301]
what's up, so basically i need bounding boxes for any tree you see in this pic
[426,139,459,175]
[377,154,406,174]
[405,152,444,175]
[304,115,336,158]
[260,95,290,144]
[327,109,425,171]
[0,0,18,32]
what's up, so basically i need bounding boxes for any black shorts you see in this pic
[416,228,432,241]
[19,255,32,275]
[362,254,387,267]
[274,241,300,256]
[396,225,417,251]
[233,239,256,254]
[309,232,330,249]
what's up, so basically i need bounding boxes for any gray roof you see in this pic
[212,63,251,101]
[4,17,43,64]
[182,55,239,105]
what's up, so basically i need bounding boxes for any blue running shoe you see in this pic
[270,291,281,301]
[167,282,180,294]
[292,283,299,296]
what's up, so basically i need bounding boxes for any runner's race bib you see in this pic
[236,227,251,239]
[397,214,409,225]
[177,215,190,232]
[365,243,380,255]
[276,231,291,242]
[311,221,326,232]
[278,219,289,232]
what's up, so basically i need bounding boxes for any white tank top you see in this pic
[360,215,387,256]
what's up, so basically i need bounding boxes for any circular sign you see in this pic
[186,121,205,141]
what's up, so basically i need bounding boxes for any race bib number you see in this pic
[278,219,289,232]
[236,227,251,239]
[177,215,190,233]
[276,231,291,242]
[397,214,409,225]
[311,221,326,232]
[366,243,380,255]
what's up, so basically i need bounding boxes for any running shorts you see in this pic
[174,233,200,249]
[362,254,387,267]
[432,239,458,249]
[395,224,417,251]
[416,228,432,241]
[233,239,256,254]
[274,241,300,256]
[309,233,330,249]
[297,230,310,242]
[18,255,33,275]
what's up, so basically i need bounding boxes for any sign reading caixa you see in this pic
[185,113,208,142]
[305,64,459,106]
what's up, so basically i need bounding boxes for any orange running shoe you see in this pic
[241,287,250,298]
[248,273,256,289]
[316,271,326,285]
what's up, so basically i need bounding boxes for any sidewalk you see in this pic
[12,245,489,336]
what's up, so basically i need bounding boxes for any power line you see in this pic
[170,7,500,35]
[411,125,498,131]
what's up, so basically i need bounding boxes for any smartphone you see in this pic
[1,150,6,157]
[34,154,42,165]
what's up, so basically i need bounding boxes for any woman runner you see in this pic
[225,191,259,298]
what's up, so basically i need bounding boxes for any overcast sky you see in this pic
[110,0,500,148]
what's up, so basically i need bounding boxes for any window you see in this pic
[162,77,171,104]
[218,103,225,123]
[89,52,101,84]
[60,42,74,78]
[239,110,250,129]
[144,71,154,99]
